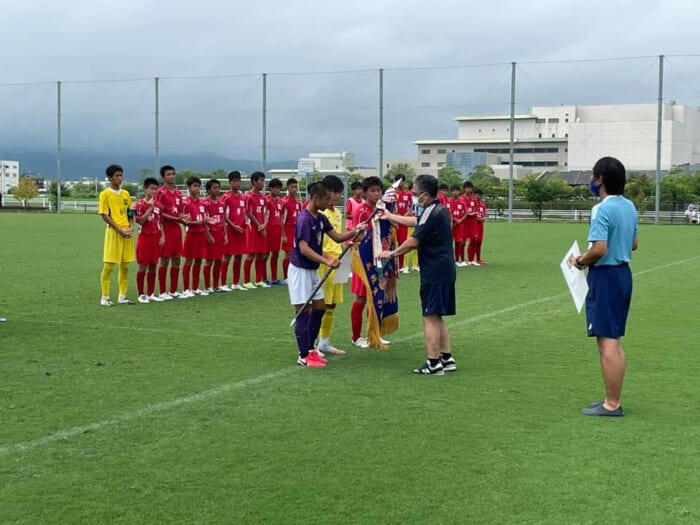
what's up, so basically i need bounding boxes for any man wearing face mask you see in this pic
[378,174,457,375]
[573,157,638,416]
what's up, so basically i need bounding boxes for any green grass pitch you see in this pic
[1,213,699,524]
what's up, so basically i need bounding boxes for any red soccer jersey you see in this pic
[155,186,184,227]
[463,194,478,217]
[246,191,268,226]
[476,200,487,221]
[395,190,413,216]
[205,197,226,233]
[281,195,302,226]
[223,191,248,227]
[353,202,376,228]
[134,198,162,235]
[438,194,450,207]
[345,196,364,229]
[183,197,207,233]
[450,197,467,222]
[267,196,284,227]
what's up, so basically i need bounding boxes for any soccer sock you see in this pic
[147,270,156,296]
[461,243,466,262]
[309,309,325,349]
[221,259,230,286]
[440,352,452,360]
[319,308,335,339]
[282,256,290,279]
[255,257,267,283]
[100,263,115,297]
[136,270,146,296]
[158,265,168,294]
[429,358,441,367]
[475,241,482,262]
[169,266,179,294]
[351,301,365,341]
[270,253,279,282]
[295,310,311,357]
[192,263,201,290]
[118,262,129,297]
[244,257,253,283]
[203,264,212,289]
[213,260,221,288]
[467,242,475,262]
[233,258,242,285]
[183,263,191,290]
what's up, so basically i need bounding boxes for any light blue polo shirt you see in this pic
[588,195,638,266]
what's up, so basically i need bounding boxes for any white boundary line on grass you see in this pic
[2,255,698,456]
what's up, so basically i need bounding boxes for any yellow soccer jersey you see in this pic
[98,188,133,229]
[320,206,343,258]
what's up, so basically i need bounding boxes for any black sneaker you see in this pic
[413,360,445,375]
[440,356,457,372]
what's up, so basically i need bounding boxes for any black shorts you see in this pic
[420,283,456,317]
[586,263,633,339]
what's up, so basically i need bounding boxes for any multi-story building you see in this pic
[0,159,20,194]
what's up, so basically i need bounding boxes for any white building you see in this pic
[0,159,20,194]
[301,152,356,171]
[415,103,700,177]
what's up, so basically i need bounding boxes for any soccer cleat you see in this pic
[170,291,182,298]
[317,341,346,355]
[194,289,210,296]
[100,297,113,307]
[218,285,232,292]
[297,355,326,368]
[400,267,410,274]
[179,290,194,299]
[137,294,150,304]
[352,337,370,349]
[413,266,420,272]
[581,404,624,417]
[440,356,457,372]
[308,350,327,364]
[471,261,481,267]
[413,360,445,375]
[148,294,164,302]
[0,317,6,322]
[206,287,215,294]
[243,282,257,290]
[380,337,392,345]
[255,281,271,288]
[118,296,134,305]
[235,284,248,291]
[159,292,174,301]
[271,280,286,286]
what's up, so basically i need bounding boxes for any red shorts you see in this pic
[160,225,182,258]
[225,226,247,256]
[183,231,208,260]
[351,273,367,297]
[136,233,161,265]
[247,226,267,254]
[464,219,478,241]
[267,224,283,253]
[452,222,466,243]
[281,224,295,252]
[472,223,484,242]
[206,230,225,260]
[397,223,409,244]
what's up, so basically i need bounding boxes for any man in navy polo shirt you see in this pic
[379,174,457,375]
[574,156,639,417]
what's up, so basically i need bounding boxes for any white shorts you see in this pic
[288,263,324,305]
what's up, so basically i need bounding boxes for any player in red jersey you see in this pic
[221,171,248,291]
[449,185,468,266]
[266,178,285,285]
[462,181,479,265]
[203,178,228,292]
[280,177,302,281]
[438,183,450,207]
[472,188,488,265]
[345,181,364,232]
[393,174,414,274]
[134,178,166,303]
[243,171,270,289]
[155,165,185,299]
[181,176,210,297]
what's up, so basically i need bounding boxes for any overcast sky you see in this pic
[1,0,699,165]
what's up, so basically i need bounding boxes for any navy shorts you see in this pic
[585,263,633,339]
[420,283,456,317]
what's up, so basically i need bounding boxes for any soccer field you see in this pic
[1,213,699,524]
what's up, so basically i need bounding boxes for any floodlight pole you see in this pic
[262,72,267,174]
[508,62,516,223]
[56,80,62,214]
[654,55,664,225]
[379,68,384,180]
[155,77,160,176]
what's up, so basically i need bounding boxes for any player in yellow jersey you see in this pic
[316,175,349,355]
[98,164,135,306]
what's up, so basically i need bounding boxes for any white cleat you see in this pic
[179,290,194,299]
[205,287,215,294]
[380,337,392,345]
[235,284,248,291]
[170,291,182,299]
[352,337,370,349]
[218,285,232,292]
[471,261,481,267]
[148,294,164,302]
[118,296,134,305]
[137,294,150,304]
[413,266,420,272]
[400,267,410,274]
[100,297,113,307]
[159,292,173,301]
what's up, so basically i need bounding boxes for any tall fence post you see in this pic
[155,77,160,176]
[655,54,664,225]
[379,68,384,180]
[508,62,516,223]
[56,80,62,214]
[262,73,267,174]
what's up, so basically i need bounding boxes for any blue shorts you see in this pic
[586,263,633,339]
[420,283,456,317]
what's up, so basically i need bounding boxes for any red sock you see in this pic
[182,264,191,290]
[351,301,365,341]
[221,259,230,286]
[475,241,482,262]
[461,243,466,262]
[192,263,201,290]
[244,257,253,283]
[233,258,242,285]
[270,253,279,282]
[203,264,212,289]
[467,243,475,263]
[169,266,179,294]
[158,265,168,294]
[255,257,266,283]
[147,271,156,296]
[282,257,290,279]
[136,270,146,296]
[213,261,221,288]
[399,253,405,269]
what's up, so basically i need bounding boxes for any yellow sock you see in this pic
[118,262,130,297]
[101,263,115,297]
[319,308,335,339]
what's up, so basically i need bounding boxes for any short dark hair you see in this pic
[414,175,438,198]
[286,177,298,187]
[592,156,626,195]
[186,176,201,187]
[268,178,283,189]
[307,182,317,195]
[228,170,242,181]
[474,188,483,196]
[160,165,175,177]
[362,176,383,192]
[394,173,406,182]
[250,171,265,183]
[463,181,474,189]
[322,175,344,192]
[205,179,220,191]
[450,184,461,192]
[438,183,448,191]
[106,164,123,178]
[350,181,362,191]
[143,177,158,189]
[407,182,413,190]
[310,181,328,199]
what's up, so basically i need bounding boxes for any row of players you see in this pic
[98,165,487,305]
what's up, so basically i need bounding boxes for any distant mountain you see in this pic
[4,149,296,182]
